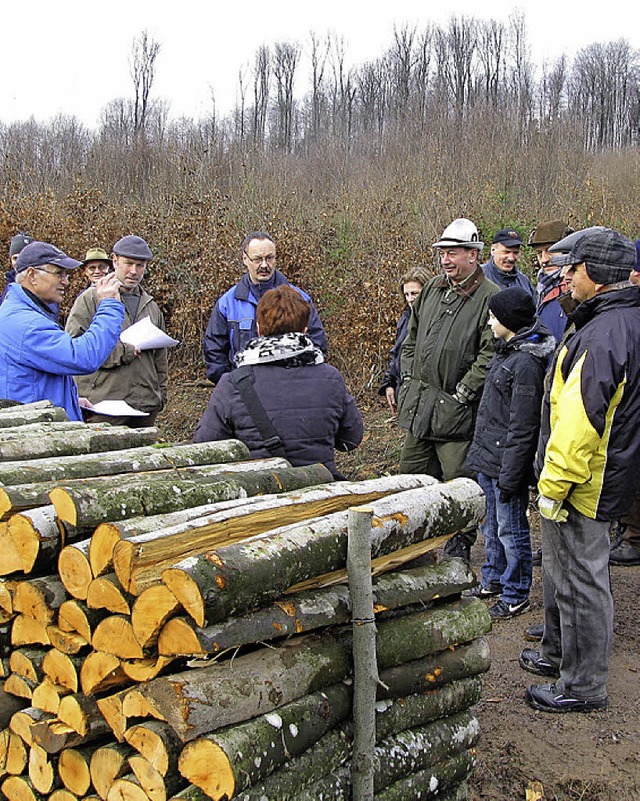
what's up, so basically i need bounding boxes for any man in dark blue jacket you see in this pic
[482,228,536,299]
[203,232,327,384]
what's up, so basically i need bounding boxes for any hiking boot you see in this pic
[519,648,559,677]
[463,582,502,599]
[443,532,471,562]
[525,683,608,714]
[532,548,542,567]
[524,623,544,642]
[609,540,640,566]
[488,598,530,619]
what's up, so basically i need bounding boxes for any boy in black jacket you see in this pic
[466,287,555,619]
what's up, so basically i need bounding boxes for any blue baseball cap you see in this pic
[15,242,81,273]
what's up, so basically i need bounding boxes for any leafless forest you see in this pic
[2,15,640,392]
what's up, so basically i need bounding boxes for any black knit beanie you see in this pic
[488,287,536,334]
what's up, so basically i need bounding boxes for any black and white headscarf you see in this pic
[234,332,325,368]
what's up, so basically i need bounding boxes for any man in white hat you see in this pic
[397,218,499,560]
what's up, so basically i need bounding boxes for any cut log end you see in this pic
[179,739,234,800]
[161,570,205,628]
[48,489,77,528]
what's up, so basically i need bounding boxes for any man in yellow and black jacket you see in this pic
[520,229,640,714]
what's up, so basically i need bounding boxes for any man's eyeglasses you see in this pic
[244,253,276,266]
[33,267,69,279]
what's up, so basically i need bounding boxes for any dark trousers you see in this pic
[540,506,613,701]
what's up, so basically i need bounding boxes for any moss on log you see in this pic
[163,479,484,626]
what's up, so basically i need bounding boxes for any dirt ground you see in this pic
[158,386,640,801]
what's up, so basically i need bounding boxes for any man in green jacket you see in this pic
[397,218,499,559]
[66,235,168,428]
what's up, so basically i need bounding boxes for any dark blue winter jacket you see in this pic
[203,270,327,384]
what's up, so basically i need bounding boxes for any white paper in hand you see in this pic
[88,400,149,417]
[120,317,179,350]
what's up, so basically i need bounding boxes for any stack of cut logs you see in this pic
[0,400,491,801]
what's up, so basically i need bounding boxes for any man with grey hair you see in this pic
[397,218,499,560]
[520,228,640,713]
[203,232,327,385]
[66,235,168,428]
[0,241,124,420]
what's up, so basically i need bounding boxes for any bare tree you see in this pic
[273,41,300,151]
[130,30,161,134]
[252,46,270,148]
[309,32,330,142]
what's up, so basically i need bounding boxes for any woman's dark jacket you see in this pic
[466,322,555,492]
[378,307,410,396]
[194,334,363,478]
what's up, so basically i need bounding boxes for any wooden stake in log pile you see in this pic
[0,405,492,801]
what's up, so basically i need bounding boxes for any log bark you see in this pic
[58,600,110,644]
[13,576,67,624]
[140,599,489,743]
[163,479,484,627]
[110,475,438,598]
[51,464,332,538]
[374,750,476,800]
[0,406,68,428]
[178,683,351,799]
[0,441,250,487]
[29,720,85,755]
[124,721,182,777]
[9,707,53,747]
[9,648,47,683]
[348,506,376,801]
[58,693,110,738]
[90,743,134,801]
[2,458,290,522]
[0,682,28,727]
[0,425,158,462]
[7,507,59,575]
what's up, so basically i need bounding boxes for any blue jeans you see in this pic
[476,473,532,605]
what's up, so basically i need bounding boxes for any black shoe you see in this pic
[524,623,544,642]
[532,548,542,567]
[443,532,471,562]
[519,648,559,677]
[525,683,608,714]
[463,582,501,598]
[489,598,530,619]
[609,540,640,566]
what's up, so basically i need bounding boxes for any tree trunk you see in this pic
[110,475,438,596]
[124,721,182,777]
[348,507,376,801]
[374,750,475,800]
[0,440,250,487]
[51,464,332,537]
[0,425,158,462]
[163,479,484,626]
[0,406,68,429]
[139,599,489,742]
[130,585,181,649]
[7,506,60,575]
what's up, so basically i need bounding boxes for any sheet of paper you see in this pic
[87,400,149,417]
[120,316,179,349]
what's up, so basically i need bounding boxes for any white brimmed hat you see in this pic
[433,218,483,250]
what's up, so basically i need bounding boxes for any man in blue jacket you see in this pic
[0,241,125,421]
[203,232,327,384]
[482,228,536,299]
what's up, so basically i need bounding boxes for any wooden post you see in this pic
[348,506,377,801]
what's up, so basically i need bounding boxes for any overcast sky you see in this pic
[4,1,638,129]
